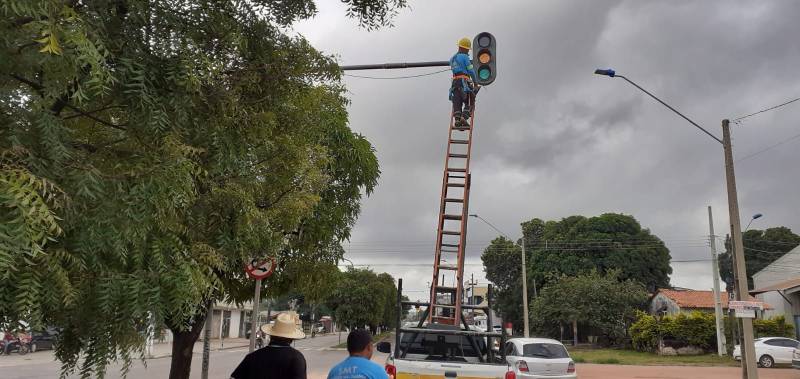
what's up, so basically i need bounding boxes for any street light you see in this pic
[594,68,758,379]
[469,213,530,338]
[744,213,763,232]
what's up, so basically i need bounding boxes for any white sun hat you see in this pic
[260,313,305,340]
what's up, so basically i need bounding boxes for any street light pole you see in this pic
[469,214,529,337]
[594,69,758,378]
[708,206,726,356]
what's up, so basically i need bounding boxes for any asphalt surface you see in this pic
[0,333,387,379]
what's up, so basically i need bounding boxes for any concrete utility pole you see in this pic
[708,206,726,356]
[521,237,530,338]
[249,279,262,352]
[201,303,213,379]
[722,119,758,379]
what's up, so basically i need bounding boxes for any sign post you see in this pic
[246,258,276,352]
[729,301,764,319]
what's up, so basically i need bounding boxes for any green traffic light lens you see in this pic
[479,67,491,80]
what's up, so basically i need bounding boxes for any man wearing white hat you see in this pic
[231,313,307,379]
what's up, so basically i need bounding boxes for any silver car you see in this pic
[504,338,576,379]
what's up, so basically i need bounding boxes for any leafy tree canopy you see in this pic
[719,227,800,291]
[530,270,647,345]
[325,268,401,333]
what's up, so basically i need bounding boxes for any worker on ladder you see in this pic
[450,37,479,128]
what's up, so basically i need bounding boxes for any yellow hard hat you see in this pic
[458,37,471,50]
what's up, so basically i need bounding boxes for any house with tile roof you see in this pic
[649,289,767,317]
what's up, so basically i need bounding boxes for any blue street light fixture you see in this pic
[744,213,764,232]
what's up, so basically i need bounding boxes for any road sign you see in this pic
[245,257,276,280]
[728,300,764,311]
[736,309,756,318]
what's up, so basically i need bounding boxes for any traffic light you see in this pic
[472,32,497,85]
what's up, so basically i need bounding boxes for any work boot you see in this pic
[453,111,462,126]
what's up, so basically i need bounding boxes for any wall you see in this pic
[229,310,241,338]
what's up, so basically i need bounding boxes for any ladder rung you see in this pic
[447,167,466,173]
[447,174,466,179]
[443,214,462,220]
[442,230,461,236]
[446,183,465,188]
[452,125,470,131]
[441,243,459,248]
[435,305,457,309]
[449,139,469,145]
[448,153,468,159]
[440,250,459,254]
[444,198,464,203]
[438,265,458,270]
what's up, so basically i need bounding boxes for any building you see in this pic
[650,289,766,317]
[751,245,800,339]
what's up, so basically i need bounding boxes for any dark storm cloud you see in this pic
[294,0,800,292]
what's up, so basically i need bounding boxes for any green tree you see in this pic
[1,1,405,378]
[529,270,647,345]
[483,214,670,331]
[718,227,800,291]
[326,268,400,334]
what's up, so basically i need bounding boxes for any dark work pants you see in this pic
[451,79,473,117]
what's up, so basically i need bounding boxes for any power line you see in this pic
[736,131,800,162]
[733,96,800,122]
[343,68,450,80]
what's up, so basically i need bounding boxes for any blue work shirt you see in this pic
[327,356,388,379]
[450,52,477,82]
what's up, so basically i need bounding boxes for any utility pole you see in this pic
[249,279,262,352]
[708,206,726,356]
[521,237,530,338]
[722,119,758,379]
[201,302,213,379]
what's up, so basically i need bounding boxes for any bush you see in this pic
[754,315,795,338]
[629,311,717,352]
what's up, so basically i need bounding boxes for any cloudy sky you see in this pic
[293,0,800,300]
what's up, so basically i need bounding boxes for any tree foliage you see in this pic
[629,311,718,352]
[0,0,407,377]
[529,270,647,345]
[718,227,800,291]
[483,213,670,331]
[326,268,401,333]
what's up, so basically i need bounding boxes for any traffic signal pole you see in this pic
[340,61,450,71]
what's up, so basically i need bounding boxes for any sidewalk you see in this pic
[147,338,251,359]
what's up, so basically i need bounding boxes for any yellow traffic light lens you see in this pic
[479,52,491,64]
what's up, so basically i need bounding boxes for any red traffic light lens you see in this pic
[478,35,491,48]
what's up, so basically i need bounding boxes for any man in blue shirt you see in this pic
[450,37,479,128]
[327,329,388,379]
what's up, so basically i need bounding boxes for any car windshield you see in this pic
[522,343,569,359]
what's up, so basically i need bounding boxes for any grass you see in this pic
[332,331,393,349]
[567,347,738,367]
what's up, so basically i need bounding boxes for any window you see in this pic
[778,339,799,348]
[504,342,516,356]
[522,343,569,359]
[764,339,783,347]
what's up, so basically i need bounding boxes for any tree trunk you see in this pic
[167,308,210,379]
[572,320,578,346]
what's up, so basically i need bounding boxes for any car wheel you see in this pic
[759,354,774,368]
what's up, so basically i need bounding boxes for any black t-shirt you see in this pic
[231,341,306,379]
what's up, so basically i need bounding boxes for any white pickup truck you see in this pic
[376,280,516,379]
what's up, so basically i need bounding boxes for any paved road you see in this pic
[576,363,797,379]
[0,333,384,379]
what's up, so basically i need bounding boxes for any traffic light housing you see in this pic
[472,32,497,85]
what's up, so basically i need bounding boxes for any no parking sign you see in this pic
[245,257,276,280]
